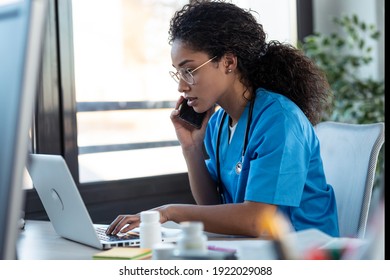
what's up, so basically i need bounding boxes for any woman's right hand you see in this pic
[170,96,213,151]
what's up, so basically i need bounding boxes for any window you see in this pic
[72,0,189,183]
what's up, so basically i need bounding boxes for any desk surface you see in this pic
[17,220,367,260]
[16,220,254,260]
[17,220,100,259]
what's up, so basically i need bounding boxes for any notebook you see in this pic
[26,154,181,250]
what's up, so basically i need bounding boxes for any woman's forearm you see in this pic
[163,202,277,237]
[182,146,220,205]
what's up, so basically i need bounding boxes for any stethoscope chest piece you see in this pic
[235,161,242,174]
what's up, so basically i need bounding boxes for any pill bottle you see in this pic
[152,243,176,260]
[175,221,208,257]
[139,210,162,249]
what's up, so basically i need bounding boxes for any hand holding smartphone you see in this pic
[178,99,206,129]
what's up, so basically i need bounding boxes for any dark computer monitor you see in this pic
[0,0,47,259]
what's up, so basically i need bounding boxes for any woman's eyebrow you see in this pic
[172,59,194,68]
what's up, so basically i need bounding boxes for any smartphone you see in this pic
[178,99,206,129]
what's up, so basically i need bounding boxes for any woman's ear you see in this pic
[223,52,237,73]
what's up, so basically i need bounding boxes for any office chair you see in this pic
[315,121,384,238]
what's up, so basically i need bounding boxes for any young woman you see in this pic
[106,1,339,238]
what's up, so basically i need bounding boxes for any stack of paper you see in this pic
[93,248,152,260]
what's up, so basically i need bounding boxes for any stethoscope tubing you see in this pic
[216,98,255,204]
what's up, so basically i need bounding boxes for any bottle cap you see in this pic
[152,243,175,260]
[180,221,204,232]
[140,210,160,223]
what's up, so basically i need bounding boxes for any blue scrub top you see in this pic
[204,88,339,237]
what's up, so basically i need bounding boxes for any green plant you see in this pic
[298,14,384,187]
[299,14,384,124]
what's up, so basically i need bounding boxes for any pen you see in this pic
[207,245,236,253]
[260,210,293,260]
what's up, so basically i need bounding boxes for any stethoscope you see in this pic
[216,98,255,203]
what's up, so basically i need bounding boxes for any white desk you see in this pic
[17,220,100,259]
[17,220,367,260]
[16,220,256,260]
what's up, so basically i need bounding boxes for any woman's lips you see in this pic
[186,97,197,107]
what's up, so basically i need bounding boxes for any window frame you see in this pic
[24,0,313,223]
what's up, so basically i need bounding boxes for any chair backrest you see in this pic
[315,121,384,238]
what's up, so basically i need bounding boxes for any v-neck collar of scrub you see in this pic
[228,122,238,144]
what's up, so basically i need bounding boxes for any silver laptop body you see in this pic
[26,154,179,249]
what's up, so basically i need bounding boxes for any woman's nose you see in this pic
[177,78,190,92]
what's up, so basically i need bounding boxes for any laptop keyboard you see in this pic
[95,227,139,242]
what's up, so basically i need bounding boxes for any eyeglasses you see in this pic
[169,56,217,85]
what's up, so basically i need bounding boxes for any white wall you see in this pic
[234,0,297,45]
[313,0,384,80]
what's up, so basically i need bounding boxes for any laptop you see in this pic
[26,153,181,250]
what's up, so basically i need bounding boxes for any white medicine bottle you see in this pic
[176,221,208,256]
[139,210,162,249]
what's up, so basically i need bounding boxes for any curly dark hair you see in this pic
[169,0,332,125]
